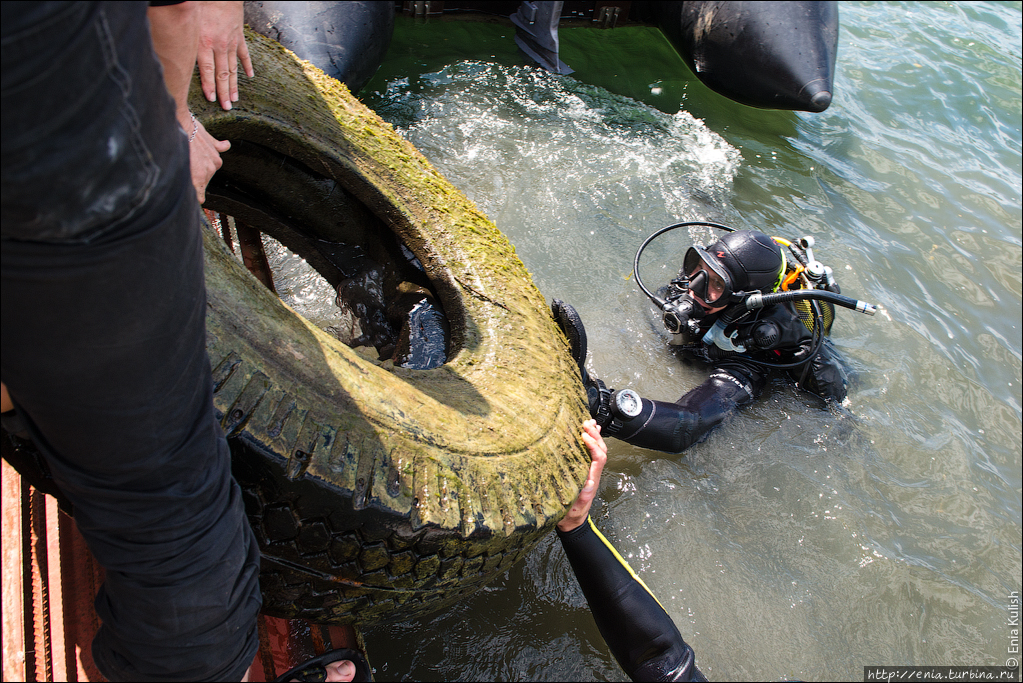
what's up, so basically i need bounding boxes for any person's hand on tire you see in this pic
[190,117,230,204]
[557,420,607,532]
[197,1,253,110]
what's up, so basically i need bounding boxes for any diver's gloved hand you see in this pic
[551,299,589,383]
[550,300,615,428]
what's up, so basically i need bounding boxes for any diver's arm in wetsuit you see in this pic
[598,302,850,454]
[791,337,848,402]
[557,517,706,682]
[740,301,850,402]
[603,358,766,454]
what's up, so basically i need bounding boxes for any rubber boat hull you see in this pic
[244,0,394,95]
[640,1,839,112]
[245,1,838,112]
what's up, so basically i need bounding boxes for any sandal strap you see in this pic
[273,648,372,682]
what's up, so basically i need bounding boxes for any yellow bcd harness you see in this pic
[774,237,836,337]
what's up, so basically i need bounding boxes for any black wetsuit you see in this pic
[558,517,706,682]
[604,299,848,454]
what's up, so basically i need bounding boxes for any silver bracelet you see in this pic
[188,112,198,143]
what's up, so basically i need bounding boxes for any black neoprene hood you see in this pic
[703,230,784,294]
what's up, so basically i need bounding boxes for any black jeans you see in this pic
[2,2,260,680]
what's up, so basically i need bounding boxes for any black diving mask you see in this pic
[682,246,735,306]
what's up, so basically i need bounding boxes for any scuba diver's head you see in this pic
[663,229,784,344]
[641,222,876,352]
[682,230,785,307]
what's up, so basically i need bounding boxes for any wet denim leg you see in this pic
[2,3,260,680]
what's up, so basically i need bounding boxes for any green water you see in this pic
[350,4,1021,680]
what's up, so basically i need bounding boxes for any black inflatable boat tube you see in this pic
[243,0,394,95]
[640,0,839,112]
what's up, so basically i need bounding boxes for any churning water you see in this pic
[276,2,1020,680]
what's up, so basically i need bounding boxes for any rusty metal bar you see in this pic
[29,488,52,681]
[2,460,27,682]
[43,497,67,682]
[205,209,235,254]
[234,220,277,294]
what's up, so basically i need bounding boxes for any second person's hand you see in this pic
[557,419,608,533]
[197,1,253,110]
[189,116,230,204]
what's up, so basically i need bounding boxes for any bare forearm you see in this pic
[147,1,200,131]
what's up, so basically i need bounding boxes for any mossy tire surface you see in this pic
[196,30,589,625]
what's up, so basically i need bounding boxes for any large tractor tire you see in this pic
[195,29,589,625]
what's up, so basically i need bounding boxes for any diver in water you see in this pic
[554,227,869,454]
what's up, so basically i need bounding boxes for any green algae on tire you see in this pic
[193,29,590,625]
